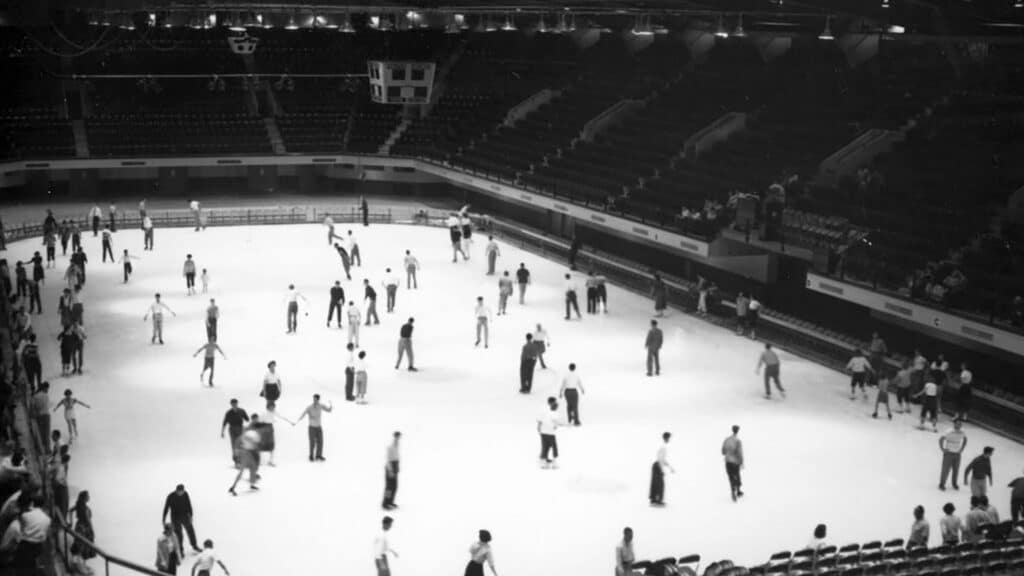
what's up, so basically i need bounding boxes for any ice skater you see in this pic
[459,211,474,259]
[345,342,357,400]
[27,279,41,315]
[162,484,201,553]
[355,351,369,404]
[395,318,416,371]
[447,213,467,262]
[334,243,352,281]
[229,418,261,496]
[144,293,177,345]
[101,226,115,263]
[722,426,744,502]
[261,361,282,406]
[559,363,584,426]
[383,269,399,313]
[595,271,608,313]
[497,272,513,315]
[44,229,56,269]
[485,236,500,275]
[143,214,154,251]
[964,447,994,497]
[323,215,337,245]
[71,247,87,284]
[180,255,197,295]
[59,220,71,256]
[914,377,940,431]
[537,397,564,469]
[220,399,249,465]
[347,301,362,347]
[533,324,549,369]
[261,401,294,466]
[403,249,420,289]
[89,204,102,236]
[756,343,785,398]
[201,269,209,294]
[56,324,79,375]
[206,299,219,342]
[585,271,599,314]
[296,394,333,462]
[285,284,308,334]
[53,389,90,444]
[108,202,117,232]
[118,249,140,283]
[645,320,662,377]
[563,273,581,320]
[327,281,345,328]
[520,333,539,393]
[347,230,361,267]
[363,279,380,325]
[516,263,530,304]
[464,530,498,576]
[846,349,874,400]
[71,222,82,254]
[373,516,398,576]
[649,432,675,506]
[360,195,369,227]
[873,369,893,419]
[382,431,401,510]
[474,297,492,348]
[939,419,967,491]
[193,340,226,387]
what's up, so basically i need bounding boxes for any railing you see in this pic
[53,515,166,576]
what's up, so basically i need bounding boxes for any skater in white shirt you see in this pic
[183,255,197,296]
[285,284,308,334]
[563,274,581,320]
[497,272,513,315]
[537,397,565,469]
[650,432,675,506]
[846,350,875,400]
[323,215,337,245]
[559,363,585,426]
[144,294,176,345]
[193,340,226,387]
[474,297,492,348]
[403,250,420,289]
[373,516,398,576]
[355,351,369,404]
[190,539,230,576]
[460,214,474,259]
[347,301,362,347]
[118,249,140,283]
[383,269,400,313]
[346,230,361,267]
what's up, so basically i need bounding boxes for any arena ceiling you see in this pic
[3,0,1023,35]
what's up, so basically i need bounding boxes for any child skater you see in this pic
[118,249,140,283]
[53,389,91,444]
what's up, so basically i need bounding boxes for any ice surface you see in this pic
[6,223,1023,576]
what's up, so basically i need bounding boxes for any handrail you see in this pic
[54,514,166,576]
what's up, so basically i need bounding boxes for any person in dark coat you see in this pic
[162,484,201,554]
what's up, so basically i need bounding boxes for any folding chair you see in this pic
[789,559,813,573]
[767,551,792,567]
[983,561,1006,574]
[792,549,815,562]
[677,553,701,574]
[861,541,883,554]
[882,538,904,552]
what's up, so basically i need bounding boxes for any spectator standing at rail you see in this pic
[59,220,70,255]
[1008,470,1024,522]
[327,281,345,328]
[189,200,201,231]
[651,273,667,318]
[323,215,336,246]
[485,236,500,275]
[515,263,530,305]
[403,250,419,289]
[964,446,994,497]
[734,292,750,336]
[360,195,369,227]
[756,343,786,399]
[162,484,201,554]
[108,202,117,232]
[939,502,962,545]
[907,505,930,549]
[585,271,600,315]
[645,320,662,377]
[938,419,967,490]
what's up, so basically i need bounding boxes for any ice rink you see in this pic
[6,222,1024,576]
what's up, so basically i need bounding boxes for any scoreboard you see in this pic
[367,60,436,105]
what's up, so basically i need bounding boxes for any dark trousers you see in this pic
[365,300,380,325]
[171,517,198,551]
[520,358,537,392]
[24,361,41,391]
[726,462,742,492]
[564,291,580,319]
[74,344,83,372]
[29,291,41,314]
[109,214,116,232]
[102,241,114,262]
[46,246,55,263]
[287,302,299,332]
[396,338,414,369]
[487,252,497,275]
[940,452,961,489]
[586,288,598,313]
[564,389,580,425]
[228,427,242,464]
[345,367,355,400]
[851,372,867,394]
[123,262,132,283]
[406,268,417,289]
[1012,497,1024,522]
[308,426,324,459]
[647,349,660,376]
[386,285,397,312]
[764,365,783,396]
[206,319,217,342]
[649,462,665,503]
[61,238,68,255]
[92,216,100,236]
[327,300,343,326]
[540,434,558,461]
[383,463,399,507]
[185,273,195,291]
[144,228,154,250]
[34,414,50,447]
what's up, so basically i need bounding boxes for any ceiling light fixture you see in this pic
[733,14,747,37]
[818,15,834,40]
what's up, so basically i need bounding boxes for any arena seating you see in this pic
[0,30,74,158]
